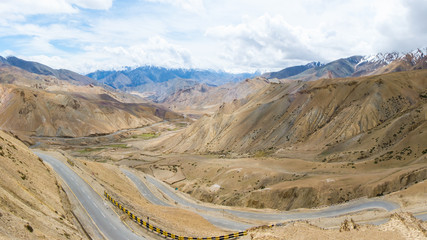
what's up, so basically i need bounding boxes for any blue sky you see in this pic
[0,0,426,73]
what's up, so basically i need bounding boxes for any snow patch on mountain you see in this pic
[357,48,427,67]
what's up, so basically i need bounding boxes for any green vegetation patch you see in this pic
[131,132,159,140]
[253,149,271,158]
[77,147,105,153]
[106,144,129,148]
[176,122,188,127]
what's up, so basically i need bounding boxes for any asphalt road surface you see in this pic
[121,169,253,231]
[35,151,146,240]
[35,151,421,238]
[142,173,401,222]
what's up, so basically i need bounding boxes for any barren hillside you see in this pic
[263,48,426,82]
[0,64,182,138]
[161,70,426,159]
[372,50,427,75]
[244,212,426,240]
[162,77,270,116]
[0,130,84,239]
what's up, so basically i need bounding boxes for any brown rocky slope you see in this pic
[160,70,427,158]
[0,130,84,239]
[151,70,426,210]
[162,77,270,117]
[0,64,182,138]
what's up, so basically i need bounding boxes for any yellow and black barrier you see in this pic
[67,158,74,166]
[104,191,250,240]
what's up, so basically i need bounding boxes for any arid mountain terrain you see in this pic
[0,51,425,239]
[161,70,426,155]
[0,56,98,86]
[261,61,323,79]
[87,66,257,102]
[142,69,427,211]
[244,212,427,240]
[156,49,427,118]
[0,62,182,138]
[0,130,84,239]
[162,77,270,117]
[263,48,427,81]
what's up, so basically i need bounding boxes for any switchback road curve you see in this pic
[121,169,253,231]
[129,170,401,223]
[35,151,146,240]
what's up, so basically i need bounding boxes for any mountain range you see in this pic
[86,66,258,101]
[263,48,427,81]
[144,48,427,155]
[145,50,427,211]
[152,48,426,119]
[0,58,182,139]
[261,61,323,79]
[162,77,271,117]
[0,48,426,238]
[0,56,99,86]
[160,69,427,156]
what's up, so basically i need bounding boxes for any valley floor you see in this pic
[29,121,427,239]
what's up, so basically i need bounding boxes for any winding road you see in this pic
[122,169,401,228]
[121,169,253,231]
[35,152,146,240]
[35,151,420,239]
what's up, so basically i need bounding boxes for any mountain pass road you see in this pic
[35,151,146,240]
[142,172,400,222]
[121,169,253,231]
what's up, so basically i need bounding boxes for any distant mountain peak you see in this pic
[358,48,426,66]
[401,48,426,65]
[264,48,426,81]
[1,55,99,86]
[359,52,401,65]
[86,66,259,101]
[306,61,324,68]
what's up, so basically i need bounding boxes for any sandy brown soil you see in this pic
[44,144,425,240]
[162,77,270,118]
[0,64,184,139]
[158,71,427,162]
[28,125,426,239]
[243,212,426,240]
[91,136,425,212]
[0,130,84,239]
[47,149,230,238]
[109,70,427,212]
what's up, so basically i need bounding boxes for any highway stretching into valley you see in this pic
[122,169,402,226]
[122,169,253,231]
[34,151,146,240]
[35,151,424,240]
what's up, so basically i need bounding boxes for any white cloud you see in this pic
[206,14,320,69]
[26,36,193,73]
[69,0,113,10]
[0,0,112,22]
[204,0,427,71]
[146,0,204,13]
[101,37,193,69]
[1,0,426,74]
[372,0,427,53]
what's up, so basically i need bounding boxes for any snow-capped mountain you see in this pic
[358,48,426,67]
[399,48,426,65]
[265,48,427,81]
[357,52,400,66]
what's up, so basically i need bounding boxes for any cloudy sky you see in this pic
[0,0,425,73]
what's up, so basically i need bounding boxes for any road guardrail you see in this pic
[104,191,254,239]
